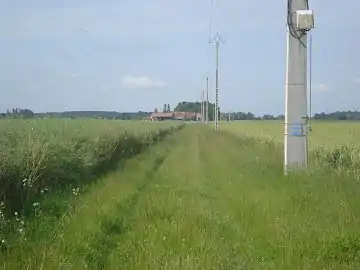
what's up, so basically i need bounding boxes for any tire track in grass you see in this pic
[84,126,289,269]
[84,154,168,269]
[83,128,199,269]
[99,125,201,269]
[195,129,289,268]
[105,125,250,269]
[88,125,286,269]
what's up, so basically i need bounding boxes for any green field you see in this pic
[221,120,360,146]
[1,120,360,269]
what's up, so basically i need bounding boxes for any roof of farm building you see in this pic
[150,111,201,119]
[150,112,174,118]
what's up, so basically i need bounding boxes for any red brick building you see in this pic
[148,111,201,121]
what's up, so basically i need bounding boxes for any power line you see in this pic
[208,0,217,43]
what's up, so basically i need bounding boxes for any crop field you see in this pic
[221,120,360,147]
[221,120,360,172]
[1,119,360,269]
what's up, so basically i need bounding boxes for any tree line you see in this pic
[0,108,35,118]
[2,104,360,121]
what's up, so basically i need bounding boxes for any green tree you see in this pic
[174,101,219,121]
[19,109,35,118]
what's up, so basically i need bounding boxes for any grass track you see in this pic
[3,125,360,269]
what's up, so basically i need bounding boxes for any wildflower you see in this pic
[33,202,40,207]
[72,187,80,196]
[22,178,32,187]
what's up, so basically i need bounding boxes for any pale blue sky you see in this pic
[0,0,359,115]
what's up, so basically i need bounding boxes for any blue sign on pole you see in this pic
[289,123,303,136]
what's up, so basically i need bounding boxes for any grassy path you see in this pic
[3,125,360,269]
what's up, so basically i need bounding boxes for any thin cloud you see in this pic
[121,75,166,89]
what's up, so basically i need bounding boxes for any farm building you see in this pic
[148,112,202,121]
[149,112,173,121]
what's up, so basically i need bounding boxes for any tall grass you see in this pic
[222,120,360,171]
[0,119,181,215]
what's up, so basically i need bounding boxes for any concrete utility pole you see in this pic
[206,76,209,124]
[210,32,223,131]
[284,0,314,173]
[200,91,203,122]
[201,90,205,122]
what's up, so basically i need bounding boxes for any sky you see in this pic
[0,0,359,115]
